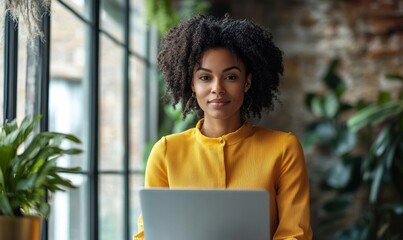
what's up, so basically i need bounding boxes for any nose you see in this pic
[211,79,225,95]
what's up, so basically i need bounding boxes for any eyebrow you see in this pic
[196,66,241,73]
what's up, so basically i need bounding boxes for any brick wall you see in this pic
[229,0,403,134]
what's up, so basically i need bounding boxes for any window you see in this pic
[1,0,158,239]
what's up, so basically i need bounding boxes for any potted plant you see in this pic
[0,115,82,240]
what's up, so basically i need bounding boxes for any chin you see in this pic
[205,111,240,121]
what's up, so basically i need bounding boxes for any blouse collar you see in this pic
[194,118,253,146]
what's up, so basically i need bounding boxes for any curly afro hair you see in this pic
[158,14,284,119]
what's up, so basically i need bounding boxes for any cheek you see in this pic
[193,85,207,96]
[230,86,246,99]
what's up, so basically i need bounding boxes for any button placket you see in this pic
[217,138,226,187]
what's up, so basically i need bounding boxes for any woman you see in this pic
[134,15,312,240]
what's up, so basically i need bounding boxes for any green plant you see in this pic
[303,59,356,157]
[0,115,82,218]
[303,64,403,239]
[341,74,403,239]
[145,0,210,34]
[303,59,403,239]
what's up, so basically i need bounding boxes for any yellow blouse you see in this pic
[134,119,312,240]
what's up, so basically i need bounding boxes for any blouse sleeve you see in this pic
[274,133,313,240]
[144,137,169,188]
[133,137,169,240]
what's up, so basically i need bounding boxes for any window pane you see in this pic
[99,34,124,171]
[100,174,124,240]
[101,0,124,42]
[49,79,85,168]
[49,174,89,240]
[59,0,90,21]
[16,26,28,122]
[50,0,88,171]
[130,174,144,236]
[129,56,146,171]
[130,0,147,58]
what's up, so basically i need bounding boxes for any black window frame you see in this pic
[2,0,156,239]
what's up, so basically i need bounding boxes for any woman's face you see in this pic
[191,48,251,122]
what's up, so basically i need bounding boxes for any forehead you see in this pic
[197,48,245,69]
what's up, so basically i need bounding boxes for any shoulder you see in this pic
[148,128,197,161]
[155,127,196,147]
[165,127,196,140]
[250,126,303,157]
[251,125,300,144]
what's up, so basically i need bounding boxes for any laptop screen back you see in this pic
[139,188,270,240]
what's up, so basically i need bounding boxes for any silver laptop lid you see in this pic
[139,188,270,240]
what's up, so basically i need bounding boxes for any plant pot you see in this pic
[0,215,42,240]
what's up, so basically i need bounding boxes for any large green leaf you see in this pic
[52,166,81,173]
[2,119,18,134]
[0,144,15,175]
[326,161,352,189]
[304,92,316,111]
[2,130,20,147]
[323,59,346,93]
[45,175,76,192]
[333,126,356,155]
[311,95,325,118]
[369,164,384,204]
[15,174,37,191]
[0,168,4,188]
[11,115,40,149]
[61,148,83,155]
[19,133,53,161]
[37,201,50,218]
[385,73,403,82]
[310,121,337,144]
[370,125,393,157]
[34,159,57,188]
[42,131,82,144]
[0,192,13,215]
[324,92,339,118]
[347,101,403,132]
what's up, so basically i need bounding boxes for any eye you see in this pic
[199,75,210,81]
[225,75,238,81]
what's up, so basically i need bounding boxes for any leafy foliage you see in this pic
[304,59,403,239]
[145,0,210,34]
[303,59,356,156]
[0,115,82,218]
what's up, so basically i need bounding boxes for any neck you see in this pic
[201,117,244,138]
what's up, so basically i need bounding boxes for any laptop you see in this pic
[139,188,270,240]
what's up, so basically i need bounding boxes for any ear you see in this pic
[245,74,252,92]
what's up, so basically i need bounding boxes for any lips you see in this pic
[208,98,230,107]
